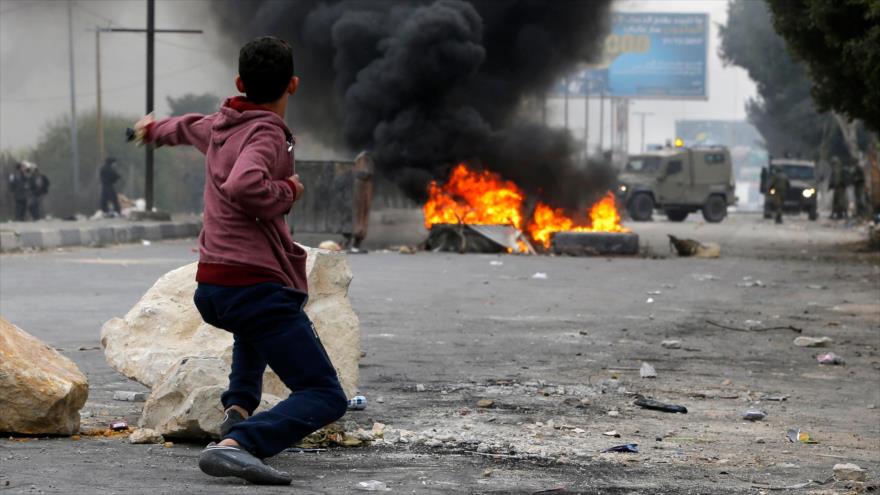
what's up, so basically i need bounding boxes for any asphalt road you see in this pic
[0,212,878,494]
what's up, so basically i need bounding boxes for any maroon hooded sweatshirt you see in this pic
[146,97,308,293]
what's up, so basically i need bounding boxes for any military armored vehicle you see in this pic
[759,159,818,221]
[616,145,736,223]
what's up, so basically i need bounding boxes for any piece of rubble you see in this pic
[129,428,164,444]
[0,317,89,435]
[833,463,866,481]
[100,248,360,438]
[113,391,148,402]
[318,240,342,251]
[742,410,767,421]
[793,336,833,348]
[603,430,621,438]
[661,340,682,349]
[817,352,844,365]
[639,362,658,378]
[476,399,495,408]
[415,384,426,392]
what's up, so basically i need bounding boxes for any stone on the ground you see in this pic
[639,362,657,378]
[661,340,682,349]
[0,317,89,435]
[101,247,360,438]
[129,428,164,444]
[833,463,866,481]
[793,336,833,348]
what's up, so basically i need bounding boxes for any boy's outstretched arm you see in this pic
[221,126,302,220]
[135,113,214,154]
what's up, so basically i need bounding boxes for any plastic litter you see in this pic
[742,410,767,421]
[817,352,844,365]
[601,443,639,453]
[787,428,817,444]
[633,397,687,414]
[639,362,657,378]
[531,272,548,280]
[347,395,367,410]
[489,260,503,266]
[113,391,148,402]
[109,419,129,431]
[793,336,832,348]
[356,480,391,491]
[661,340,682,349]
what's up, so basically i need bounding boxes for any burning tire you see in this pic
[628,193,654,222]
[551,231,640,256]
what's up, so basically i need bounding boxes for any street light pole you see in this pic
[145,0,155,210]
[95,28,104,165]
[633,111,653,153]
[67,1,80,196]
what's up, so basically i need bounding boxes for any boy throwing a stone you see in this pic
[133,36,347,485]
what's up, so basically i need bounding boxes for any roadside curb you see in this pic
[0,220,202,253]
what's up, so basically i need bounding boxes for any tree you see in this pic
[25,111,204,218]
[766,0,880,132]
[718,0,850,162]
[167,93,220,116]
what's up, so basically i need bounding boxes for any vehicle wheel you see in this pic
[666,209,688,222]
[702,195,727,223]
[628,193,654,221]
[808,205,818,221]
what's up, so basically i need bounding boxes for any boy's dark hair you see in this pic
[238,36,294,104]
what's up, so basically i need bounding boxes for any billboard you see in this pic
[557,13,708,99]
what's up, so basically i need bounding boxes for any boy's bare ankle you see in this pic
[218,438,240,448]
[226,405,250,418]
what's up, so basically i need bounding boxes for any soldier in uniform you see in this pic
[768,165,790,224]
[349,151,374,253]
[851,163,866,218]
[829,157,847,220]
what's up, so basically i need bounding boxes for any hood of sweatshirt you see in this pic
[211,96,293,144]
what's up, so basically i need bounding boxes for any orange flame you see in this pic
[423,163,628,249]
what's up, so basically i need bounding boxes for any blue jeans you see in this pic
[193,282,348,458]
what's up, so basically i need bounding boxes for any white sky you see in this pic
[547,0,758,154]
[0,0,756,156]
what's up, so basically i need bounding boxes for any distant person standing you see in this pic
[100,157,122,216]
[768,165,789,224]
[350,151,374,253]
[7,162,30,221]
[850,163,866,218]
[829,157,847,220]
[27,163,49,220]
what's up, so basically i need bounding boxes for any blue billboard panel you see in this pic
[557,13,708,99]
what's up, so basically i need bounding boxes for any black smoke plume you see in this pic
[211,0,613,208]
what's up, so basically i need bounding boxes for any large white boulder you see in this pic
[0,317,89,435]
[101,247,360,438]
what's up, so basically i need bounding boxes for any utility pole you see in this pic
[598,91,605,152]
[96,1,202,213]
[95,28,104,165]
[583,81,589,160]
[633,111,653,153]
[563,77,569,132]
[67,1,80,195]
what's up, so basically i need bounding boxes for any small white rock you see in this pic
[640,362,658,378]
[661,340,682,349]
[833,463,866,481]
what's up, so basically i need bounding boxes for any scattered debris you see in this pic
[833,463,867,481]
[112,391,148,402]
[141,240,151,246]
[793,336,833,348]
[532,272,548,280]
[601,443,639,454]
[633,397,687,414]
[645,297,655,304]
[661,340,682,349]
[646,290,662,295]
[129,428,164,444]
[356,480,391,491]
[476,399,495,408]
[706,320,802,333]
[398,245,417,255]
[639,362,657,378]
[318,240,342,251]
[817,352,844,365]
[742,410,767,421]
[603,431,621,438]
[607,410,620,417]
[415,384,426,392]
[787,428,817,444]
[163,441,174,448]
[736,279,766,288]
[692,273,719,282]
[109,419,129,431]
[348,395,367,410]
[806,284,828,290]
[489,260,503,266]
[668,235,720,258]
[760,394,789,402]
